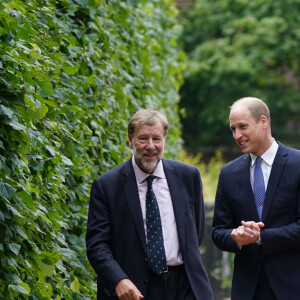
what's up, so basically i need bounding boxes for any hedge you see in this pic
[0,0,185,298]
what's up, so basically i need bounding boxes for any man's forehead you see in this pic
[135,122,164,132]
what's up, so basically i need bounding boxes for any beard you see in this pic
[132,144,162,173]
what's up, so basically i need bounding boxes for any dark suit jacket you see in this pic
[212,142,300,300]
[86,158,213,300]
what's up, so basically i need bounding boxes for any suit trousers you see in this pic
[145,265,196,300]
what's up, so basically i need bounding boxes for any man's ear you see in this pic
[128,134,133,149]
[260,115,269,128]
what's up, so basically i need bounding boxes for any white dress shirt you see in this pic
[250,140,279,190]
[132,157,183,266]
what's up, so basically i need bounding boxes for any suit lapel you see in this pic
[122,160,147,255]
[162,159,186,248]
[239,155,260,220]
[262,143,288,222]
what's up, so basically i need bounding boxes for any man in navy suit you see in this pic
[212,97,300,300]
[86,108,213,300]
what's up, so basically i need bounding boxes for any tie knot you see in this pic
[147,175,155,186]
[255,156,263,166]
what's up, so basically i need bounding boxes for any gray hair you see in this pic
[128,107,169,139]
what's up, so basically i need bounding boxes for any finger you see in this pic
[242,220,261,231]
[258,222,265,228]
[241,220,254,227]
[243,227,255,234]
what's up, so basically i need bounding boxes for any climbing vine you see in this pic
[0,0,184,298]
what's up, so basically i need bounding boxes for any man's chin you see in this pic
[141,160,159,173]
[240,147,250,154]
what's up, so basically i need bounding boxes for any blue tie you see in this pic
[254,156,265,219]
[146,175,166,274]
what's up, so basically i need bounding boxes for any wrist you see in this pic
[256,233,261,245]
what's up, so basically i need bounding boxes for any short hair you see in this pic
[231,97,271,124]
[128,107,169,139]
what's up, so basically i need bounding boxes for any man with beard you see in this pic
[86,108,213,300]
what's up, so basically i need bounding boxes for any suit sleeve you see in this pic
[85,178,127,293]
[212,169,240,253]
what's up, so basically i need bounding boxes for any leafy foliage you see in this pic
[179,0,300,155]
[0,0,184,298]
[179,150,224,205]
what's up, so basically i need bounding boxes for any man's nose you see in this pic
[233,130,242,140]
[145,139,155,149]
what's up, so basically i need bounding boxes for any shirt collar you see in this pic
[132,156,165,184]
[250,139,279,167]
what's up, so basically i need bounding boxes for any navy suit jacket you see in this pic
[86,158,213,299]
[212,142,300,300]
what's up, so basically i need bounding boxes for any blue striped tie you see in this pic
[146,175,166,274]
[254,156,265,219]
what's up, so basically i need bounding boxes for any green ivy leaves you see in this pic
[0,0,184,299]
[0,182,16,198]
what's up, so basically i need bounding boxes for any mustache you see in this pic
[142,150,158,155]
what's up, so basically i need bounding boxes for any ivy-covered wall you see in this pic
[0,0,185,298]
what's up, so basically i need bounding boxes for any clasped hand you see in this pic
[231,220,264,247]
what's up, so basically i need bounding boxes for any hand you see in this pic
[231,221,264,247]
[115,278,144,300]
[241,220,264,232]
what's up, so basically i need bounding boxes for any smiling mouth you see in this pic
[144,154,157,158]
[144,151,157,156]
[237,140,248,148]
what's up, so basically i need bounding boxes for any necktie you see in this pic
[254,156,265,219]
[146,175,166,274]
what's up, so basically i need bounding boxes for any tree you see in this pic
[179,0,300,156]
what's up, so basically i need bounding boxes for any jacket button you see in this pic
[144,280,148,284]
[145,257,148,262]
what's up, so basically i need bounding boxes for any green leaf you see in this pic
[20,283,31,294]
[0,211,4,223]
[0,105,13,118]
[62,156,73,166]
[40,262,55,277]
[41,251,62,265]
[70,277,80,292]
[8,119,27,132]
[0,182,16,198]
[38,103,48,119]
[62,61,78,74]
[17,190,33,207]
[17,27,30,41]
[9,284,29,295]
[36,281,53,298]
[2,55,18,63]
[5,273,22,283]
[60,247,77,260]
[38,212,52,225]
[45,145,57,156]
[15,225,28,240]
[35,78,53,97]
[7,205,24,218]
[8,243,21,255]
